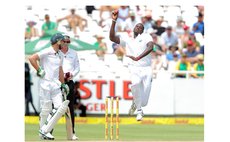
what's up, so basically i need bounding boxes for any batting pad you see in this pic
[41,100,70,133]
[39,100,52,128]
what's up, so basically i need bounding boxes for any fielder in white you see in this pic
[110,10,156,121]
[29,33,70,140]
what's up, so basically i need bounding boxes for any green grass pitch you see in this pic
[25,123,204,141]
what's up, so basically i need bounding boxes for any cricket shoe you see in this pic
[71,133,79,140]
[136,109,144,121]
[128,102,136,116]
[39,129,55,140]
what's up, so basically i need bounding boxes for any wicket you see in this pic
[105,96,119,140]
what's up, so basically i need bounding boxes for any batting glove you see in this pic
[37,67,45,78]
[61,83,69,95]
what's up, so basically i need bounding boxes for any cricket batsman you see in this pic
[109,10,157,121]
[29,33,70,140]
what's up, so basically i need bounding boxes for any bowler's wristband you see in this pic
[153,45,157,52]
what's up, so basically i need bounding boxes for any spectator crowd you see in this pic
[25,5,204,79]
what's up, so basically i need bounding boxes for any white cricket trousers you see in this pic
[39,79,63,109]
[39,79,63,128]
[128,65,152,110]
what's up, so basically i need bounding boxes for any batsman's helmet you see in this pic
[50,33,64,45]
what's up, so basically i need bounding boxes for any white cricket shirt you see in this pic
[61,48,80,78]
[120,33,153,66]
[37,47,63,81]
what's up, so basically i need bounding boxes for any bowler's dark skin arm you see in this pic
[109,21,120,44]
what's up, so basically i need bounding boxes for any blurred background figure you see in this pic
[160,26,179,51]
[41,14,57,36]
[85,6,96,17]
[99,6,113,27]
[116,6,130,32]
[166,45,181,62]
[148,28,165,52]
[180,25,190,49]
[141,15,152,33]
[74,81,87,117]
[25,21,39,40]
[188,32,201,52]
[192,12,204,36]
[152,17,166,36]
[200,45,204,55]
[174,17,185,38]
[124,11,140,32]
[57,8,88,37]
[94,32,107,60]
[191,54,204,78]
[147,28,165,77]
[25,62,38,116]
[175,54,191,78]
[134,6,145,21]
[112,43,126,61]
[183,40,200,64]
[167,53,180,72]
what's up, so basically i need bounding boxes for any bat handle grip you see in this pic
[62,92,67,101]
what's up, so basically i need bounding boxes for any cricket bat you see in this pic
[62,91,73,140]
[65,107,73,140]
